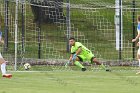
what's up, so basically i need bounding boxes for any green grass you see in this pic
[0,70,140,93]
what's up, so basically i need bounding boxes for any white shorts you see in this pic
[0,53,3,58]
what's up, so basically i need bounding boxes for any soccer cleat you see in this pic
[81,68,87,71]
[106,69,111,72]
[2,74,12,78]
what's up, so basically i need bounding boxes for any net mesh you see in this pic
[0,0,140,71]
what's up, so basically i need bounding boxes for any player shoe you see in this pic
[106,69,111,72]
[81,68,87,71]
[2,74,12,78]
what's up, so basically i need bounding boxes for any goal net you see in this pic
[0,0,140,71]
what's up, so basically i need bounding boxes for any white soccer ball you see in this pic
[24,63,31,70]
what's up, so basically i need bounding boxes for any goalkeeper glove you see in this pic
[65,60,70,68]
[72,54,77,61]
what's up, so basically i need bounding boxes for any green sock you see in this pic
[74,61,84,68]
[100,63,106,70]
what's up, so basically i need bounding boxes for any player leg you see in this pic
[136,49,140,74]
[88,53,110,71]
[92,57,110,71]
[137,49,140,67]
[0,53,12,78]
[74,55,86,71]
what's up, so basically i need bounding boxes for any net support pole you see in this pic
[38,6,41,59]
[66,0,71,52]
[119,0,123,60]
[21,0,25,53]
[115,0,123,60]
[4,0,9,51]
[132,0,136,60]
[15,0,19,71]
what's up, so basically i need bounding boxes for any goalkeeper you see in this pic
[67,37,110,71]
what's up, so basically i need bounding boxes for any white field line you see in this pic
[9,71,140,78]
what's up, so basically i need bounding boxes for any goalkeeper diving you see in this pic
[65,37,111,71]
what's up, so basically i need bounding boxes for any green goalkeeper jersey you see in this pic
[71,42,91,55]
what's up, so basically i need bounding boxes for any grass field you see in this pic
[0,70,140,93]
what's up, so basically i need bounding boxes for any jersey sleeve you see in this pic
[71,42,82,54]
[137,23,140,31]
[75,42,82,48]
[71,46,75,54]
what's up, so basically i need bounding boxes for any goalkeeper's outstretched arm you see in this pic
[75,47,82,55]
[65,54,73,67]
[65,53,77,67]
[69,54,73,62]
[132,33,140,42]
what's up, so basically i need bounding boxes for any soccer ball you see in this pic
[24,63,31,70]
[136,71,140,74]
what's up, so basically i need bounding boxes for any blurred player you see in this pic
[66,37,110,71]
[136,71,140,74]
[0,16,12,78]
[132,15,140,74]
